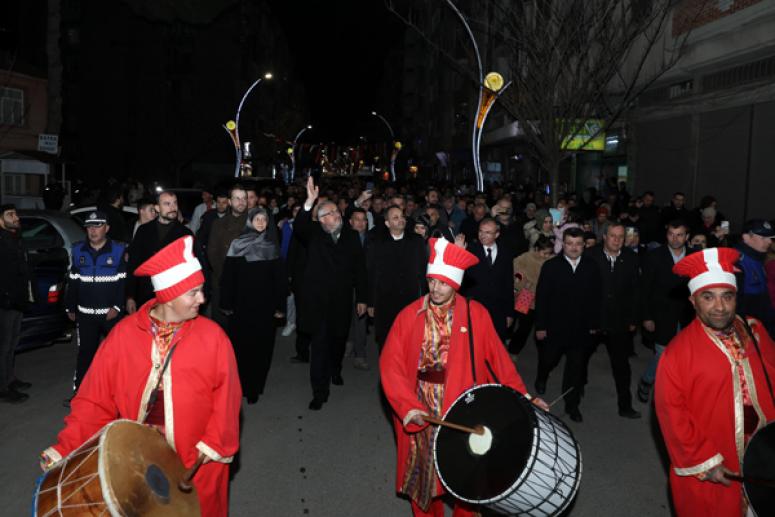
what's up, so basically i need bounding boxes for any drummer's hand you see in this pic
[535,330,547,341]
[39,451,55,472]
[532,397,550,412]
[701,465,736,486]
[404,409,430,428]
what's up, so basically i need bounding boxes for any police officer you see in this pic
[65,211,127,403]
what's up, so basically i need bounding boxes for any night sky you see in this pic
[268,0,403,143]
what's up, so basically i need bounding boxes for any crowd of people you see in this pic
[1,172,774,516]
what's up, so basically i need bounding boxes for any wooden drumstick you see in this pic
[178,454,206,492]
[724,472,775,488]
[423,415,485,436]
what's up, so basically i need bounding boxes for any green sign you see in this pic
[561,119,605,151]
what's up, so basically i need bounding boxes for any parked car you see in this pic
[16,210,85,351]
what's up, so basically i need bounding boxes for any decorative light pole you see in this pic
[223,72,273,178]
[290,124,312,183]
[370,111,401,182]
[444,1,511,192]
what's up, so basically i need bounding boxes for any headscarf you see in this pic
[226,207,279,262]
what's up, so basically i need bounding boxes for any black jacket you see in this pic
[293,207,367,338]
[126,220,194,306]
[640,245,697,345]
[366,232,427,344]
[463,241,515,340]
[0,228,32,310]
[535,254,602,339]
[586,245,640,333]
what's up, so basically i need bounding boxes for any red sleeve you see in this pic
[474,302,527,394]
[51,332,121,458]
[196,332,242,462]
[654,344,723,476]
[379,305,428,433]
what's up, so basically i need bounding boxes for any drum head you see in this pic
[744,421,775,516]
[435,385,534,502]
[102,421,201,516]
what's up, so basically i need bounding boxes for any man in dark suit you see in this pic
[125,191,194,313]
[295,177,367,410]
[586,223,641,419]
[366,205,427,351]
[534,227,602,422]
[463,218,515,342]
[637,220,696,401]
[347,208,371,370]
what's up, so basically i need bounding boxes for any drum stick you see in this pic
[423,415,484,436]
[724,473,775,488]
[547,387,574,408]
[178,454,206,492]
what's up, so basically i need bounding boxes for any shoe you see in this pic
[308,397,325,410]
[0,389,29,404]
[9,379,31,391]
[281,323,296,337]
[637,381,651,403]
[62,396,73,408]
[331,375,344,386]
[619,407,642,419]
[353,358,370,371]
[534,380,546,395]
[290,355,309,364]
[567,408,583,422]
[246,395,259,405]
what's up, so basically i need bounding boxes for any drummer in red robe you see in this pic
[40,236,241,517]
[380,237,548,516]
[655,247,775,517]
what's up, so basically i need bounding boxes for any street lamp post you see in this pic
[370,111,400,182]
[290,124,312,183]
[223,72,273,178]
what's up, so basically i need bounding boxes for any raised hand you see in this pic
[304,175,319,210]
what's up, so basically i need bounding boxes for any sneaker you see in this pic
[0,389,29,404]
[10,379,31,391]
[281,323,296,337]
[353,358,370,371]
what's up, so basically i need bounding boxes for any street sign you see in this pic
[38,134,59,154]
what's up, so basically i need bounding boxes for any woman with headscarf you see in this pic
[220,207,287,404]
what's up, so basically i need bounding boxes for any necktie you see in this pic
[486,247,493,266]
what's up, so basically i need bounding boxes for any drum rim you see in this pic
[742,420,774,517]
[99,419,135,517]
[433,384,538,505]
[434,384,583,513]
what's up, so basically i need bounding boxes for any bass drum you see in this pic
[434,384,581,516]
[743,421,775,516]
[33,419,201,516]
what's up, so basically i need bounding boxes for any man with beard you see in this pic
[655,248,775,517]
[295,177,367,410]
[367,205,427,350]
[126,191,193,312]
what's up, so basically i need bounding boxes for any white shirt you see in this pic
[483,243,498,264]
[390,232,405,241]
[564,254,581,272]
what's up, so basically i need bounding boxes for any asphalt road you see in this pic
[3,327,673,516]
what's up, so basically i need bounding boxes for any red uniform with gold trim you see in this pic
[655,316,775,516]
[44,300,241,517]
[380,295,528,506]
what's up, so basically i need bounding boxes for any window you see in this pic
[0,87,25,126]
[20,218,64,251]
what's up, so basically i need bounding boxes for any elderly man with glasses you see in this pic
[294,177,367,410]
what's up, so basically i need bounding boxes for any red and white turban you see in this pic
[672,247,740,295]
[134,236,204,303]
[426,237,479,291]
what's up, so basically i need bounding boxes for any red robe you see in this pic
[655,316,775,516]
[44,300,242,517]
[380,294,529,497]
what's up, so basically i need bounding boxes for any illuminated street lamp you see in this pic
[290,124,313,183]
[370,111,399,181]
[223,72,273,178]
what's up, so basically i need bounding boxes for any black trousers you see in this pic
[509,310,535,355]
[536,334,591,412]
[309,321,346,399]
[75,315,119,390]
[600,331,634,411]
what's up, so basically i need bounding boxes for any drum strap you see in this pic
[141,343,179,424]
[741,318,775,409]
